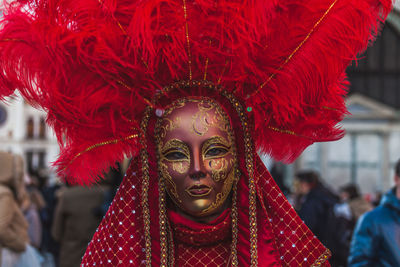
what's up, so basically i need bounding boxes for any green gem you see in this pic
[247,107,252,112]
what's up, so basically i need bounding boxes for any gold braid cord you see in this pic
[182,0,193,80]
[140,107,153,266]
[64,134,138,171]
[222,90,258,266]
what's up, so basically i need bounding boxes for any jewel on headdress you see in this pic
[155,109,164,117]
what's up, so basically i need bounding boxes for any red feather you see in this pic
[0,0,392,184]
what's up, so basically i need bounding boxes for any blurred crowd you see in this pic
[1,149,399,267]
[286,160,400,267]
[0,151,125,267]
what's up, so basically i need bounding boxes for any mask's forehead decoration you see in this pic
[191,101,229,136]
[159,98,231,138]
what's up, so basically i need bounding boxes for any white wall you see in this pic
[395,0,400,11]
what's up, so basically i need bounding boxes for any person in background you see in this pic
[293,170,339,240]
[337,184,372,223]
[93,164,124,219]
[294,170,348,266]
[0,152,30,266]
[270,163,291,197]
[348,160,400,266]
[38,171,61,266]
[333,184,372,267]
[51,176,111,267]
[22,174,46,250]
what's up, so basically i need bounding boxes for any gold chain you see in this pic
[140,107,153,266]
[159,179,169,267]
[222,91,258,266]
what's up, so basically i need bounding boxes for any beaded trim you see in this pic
[140,107,153,267]
[221,91,258,266]
[230,172,239,266]
[311,248,331,267]
[155,116,170,267]
[158,179,169,267]
[158,80,217,100]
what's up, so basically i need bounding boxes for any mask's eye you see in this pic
[205,146,229,158]
[164,150,188,161]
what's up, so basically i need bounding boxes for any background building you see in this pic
[0,2,59,177]
[0,95,59,175]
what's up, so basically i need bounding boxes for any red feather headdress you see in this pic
[0,0,392,184]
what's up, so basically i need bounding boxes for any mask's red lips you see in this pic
[185,184,212,197]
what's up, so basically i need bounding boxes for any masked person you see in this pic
[0,0,392,265]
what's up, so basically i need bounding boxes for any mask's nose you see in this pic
[189,146,206,180]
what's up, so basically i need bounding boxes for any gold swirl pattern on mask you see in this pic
[158,139,191,203]
[159,117,182,139]
[210,158,228,182]
[160,98,231,137]
[201,136,231,156]
[200,166,236,215]
[162,101,187,117]
[191,101,230,136]
[191,102,213,136]
[172,161,190,174]
[210,158,236,183]
[202,133,234,183]
[161,140,190,174]
[159,161,182,203]
[160,139,190,158]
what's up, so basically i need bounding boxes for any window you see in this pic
[39,117,46,139]
[26,117,34,139]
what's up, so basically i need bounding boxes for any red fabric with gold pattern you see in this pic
[80,153,330,266]
[80,158,146,266]
[81,86,330,266]
[169,209,232,266]
[255,157,331,266]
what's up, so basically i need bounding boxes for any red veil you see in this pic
[0,0,392,265]
[81,85,332,266]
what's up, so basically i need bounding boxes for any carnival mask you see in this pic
[157,99,237,219]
